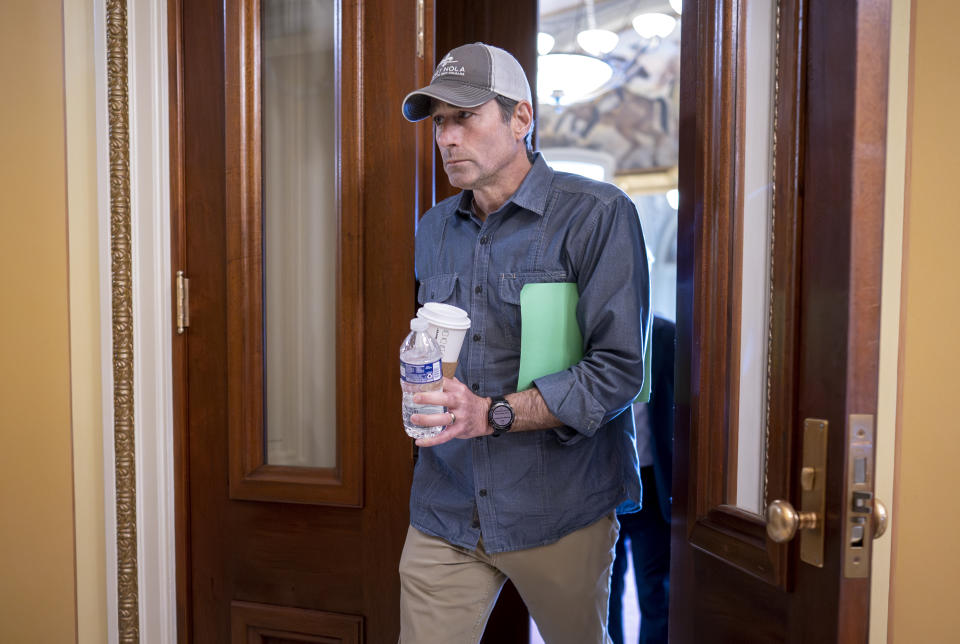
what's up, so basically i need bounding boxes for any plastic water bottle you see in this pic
[400,318,445,438]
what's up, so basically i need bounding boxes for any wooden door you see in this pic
[671,0,890,641]
[434,0,538,202]
[170,0,433,641]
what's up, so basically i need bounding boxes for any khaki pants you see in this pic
[399,514,619,644]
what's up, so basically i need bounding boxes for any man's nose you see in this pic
[435,124,459,148]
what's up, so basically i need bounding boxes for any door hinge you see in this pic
[416,0,425,59]
[176,270,190,334]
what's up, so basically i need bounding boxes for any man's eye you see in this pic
[433,116,443,126]
[459,111,472,119]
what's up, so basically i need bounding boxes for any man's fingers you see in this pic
[408,376,487,447]
[413,377,464,405]
[413,418,470,447]
[415,430,455,448]
[415,420,470,446]
[412,390,449,406]
[409,412,452,427]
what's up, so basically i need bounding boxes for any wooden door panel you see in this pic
[173,0,425,640]
[224,0,363,508]
[230,507,364,609]
[434,0,538,202]
[231,601,362,644]
[672,0,889,642]
[677,0,805,590]
[175,0,231,639]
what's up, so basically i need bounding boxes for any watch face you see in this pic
[491,404,513,427]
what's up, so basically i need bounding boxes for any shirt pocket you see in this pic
[498,270,570,344]
[418,273,459,306]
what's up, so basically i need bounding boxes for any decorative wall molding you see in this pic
[94,0,119,639]
[104,0,140,641]
[97,0,175,642]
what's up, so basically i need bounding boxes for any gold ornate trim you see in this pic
[762,0,783,511]
[107,0,140,640]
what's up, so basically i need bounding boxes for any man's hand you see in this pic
[409,377,491,447]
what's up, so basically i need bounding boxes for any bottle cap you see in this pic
[410,318,429,332]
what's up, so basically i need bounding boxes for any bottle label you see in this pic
[401,359,442,384]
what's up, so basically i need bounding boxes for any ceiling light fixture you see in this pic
[632,12,677,39]
[666,189,680,210]
[669,0,683,15]
[537,53,614,106]
[576,0,619,56]
[538,32,556,56]
[576,28,619,57]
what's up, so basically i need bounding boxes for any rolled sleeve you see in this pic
[534,370,608,443]
[536,193,650,443]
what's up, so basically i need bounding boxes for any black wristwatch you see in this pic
[488,396,515,437]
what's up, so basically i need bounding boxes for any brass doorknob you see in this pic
[766,499,819,543]
[872,498,888,539]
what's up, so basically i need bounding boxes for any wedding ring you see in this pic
[448,411,456,425]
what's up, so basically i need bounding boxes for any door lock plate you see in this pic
[799,418,828,567]
[844,414,875,578]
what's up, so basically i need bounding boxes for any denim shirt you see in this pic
[411,154,649,553]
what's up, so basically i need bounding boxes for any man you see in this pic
[399,42,650,644]
[608,316,675,644]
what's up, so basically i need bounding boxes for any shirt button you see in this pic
[480,235,489,245]
[479,489,488,497]
[472,383,479,391]
[475,285,483,294]
[473,334,481,342]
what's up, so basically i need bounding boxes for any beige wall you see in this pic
[888,0,960,640]
[3,1,959,642]
[0,0,79,642]
[870,0,910,641]
[65,0,108,641]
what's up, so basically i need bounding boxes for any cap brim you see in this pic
[402,80,498,122]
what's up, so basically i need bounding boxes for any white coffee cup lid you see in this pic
[417,302,471,329]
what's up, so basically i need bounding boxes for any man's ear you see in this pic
[512,101,534,141]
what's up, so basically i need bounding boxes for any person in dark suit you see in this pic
[609,315,675,644]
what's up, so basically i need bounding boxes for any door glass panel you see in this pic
[735,0,777,514]
[263,0,337,468]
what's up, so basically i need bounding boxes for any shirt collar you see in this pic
[508,153,552,216]
[454,153,553,219]
[455,191,474,218]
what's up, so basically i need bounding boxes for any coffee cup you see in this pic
[417,302,471,378]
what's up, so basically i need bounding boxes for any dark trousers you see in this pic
[609,466,670,644]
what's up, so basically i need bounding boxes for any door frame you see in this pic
[92,0,906,640]
[870,0,912,640]
[870,0,913,642]
[95,0,178,640]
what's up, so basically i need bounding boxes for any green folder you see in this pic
[516,282,651,403]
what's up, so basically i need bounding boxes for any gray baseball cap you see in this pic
[402,42,532,122]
